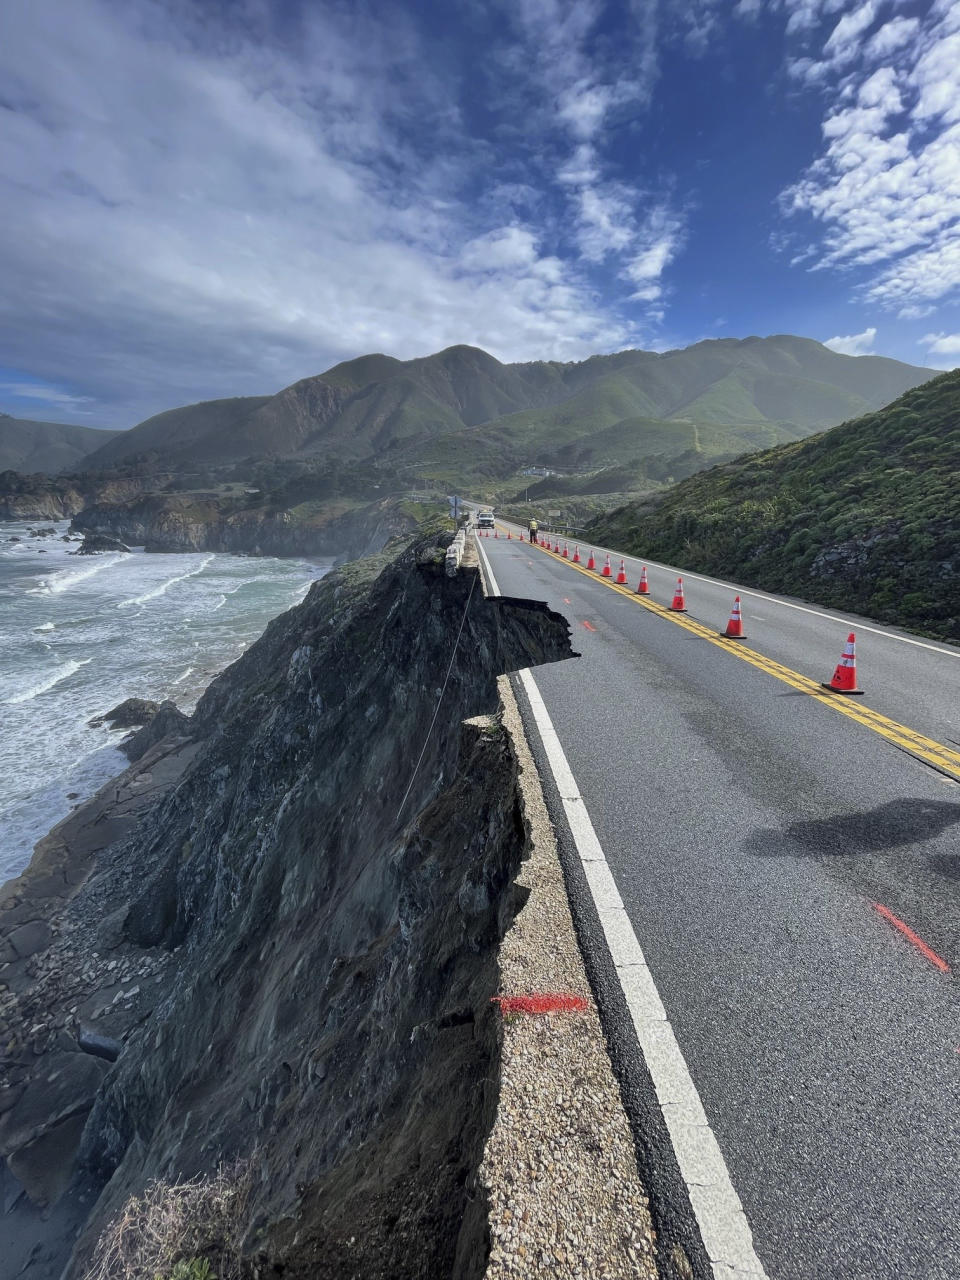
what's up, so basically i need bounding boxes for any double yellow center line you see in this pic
[506,530,960,785]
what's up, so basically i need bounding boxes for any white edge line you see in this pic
[490,514,958,659]
[474,537,769,1279]
[515,663,770,1280]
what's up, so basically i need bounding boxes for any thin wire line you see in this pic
[395,567,479,826]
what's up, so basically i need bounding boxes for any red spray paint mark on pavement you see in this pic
[872,903,950,973]
[581,620,596,631]
[563,598,572,604]
[492,993,588,1016]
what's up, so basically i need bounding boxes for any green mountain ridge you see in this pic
[589,369,960,642]
[79,337,935,485]
[0,414,120,475]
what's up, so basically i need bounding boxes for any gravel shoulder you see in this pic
[481,675,660,1280]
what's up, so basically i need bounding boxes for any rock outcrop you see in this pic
[72,533,131,555]
[87,698,160,730]
[0,483,87,522]
[119,700,191,761]
[0,530,574,1279]
[70,493,418,560]
[0,472,160,523]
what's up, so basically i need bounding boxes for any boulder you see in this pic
[72,533,131,555]
[120,699,192,762]
[7,919,53,959]
[0,1051,108,1158]
[88,698,160,730]
[0,1053,109,1208]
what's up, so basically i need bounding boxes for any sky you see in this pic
[0,0,958,429]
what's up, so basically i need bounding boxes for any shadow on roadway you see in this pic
[746,799,960,858]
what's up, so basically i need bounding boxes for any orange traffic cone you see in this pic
[670,577,687,612]
[519,532,524,541]
[722,595,746,640]
[616,558,627,584]
[637,566,649,594]
[562,541,569,558]
[554,537,561,553]
[601,553,612,578]
[823,633,864,695]
[494,529,499,539]
[507,529,512,540]
[587,549,596,570]
[573,545,581,563]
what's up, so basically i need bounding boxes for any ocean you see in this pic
[0,520,331,885]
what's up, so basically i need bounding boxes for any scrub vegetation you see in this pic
[589,370,960,642]
[82,1164,250,1280]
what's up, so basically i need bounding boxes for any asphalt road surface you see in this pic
[478,520,960,1280]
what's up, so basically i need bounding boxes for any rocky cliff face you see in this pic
[0,474,158,523]
[70,493,417,560]
[0,486,86,521]
[1,531,573,1279]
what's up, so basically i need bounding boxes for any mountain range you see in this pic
[3,338,937,495]
[73,337,934,485]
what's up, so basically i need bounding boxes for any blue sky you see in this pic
[0,0,958,428]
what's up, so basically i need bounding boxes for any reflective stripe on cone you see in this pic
[723,594,747,640]
[822,632,864,695]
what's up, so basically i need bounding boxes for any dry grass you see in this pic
[82,1162,252,1280]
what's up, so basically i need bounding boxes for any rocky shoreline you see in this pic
[1,729,200,1277]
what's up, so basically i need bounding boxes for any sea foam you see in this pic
[4,658,93,705]
[35,553,129,595]
[117,554,215,608]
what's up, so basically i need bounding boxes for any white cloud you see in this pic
[460,227,541,272]
[0,381,96,414]
[823,326,877,355]
[557,80,640,141]
[621,208,686,303]
[779,1,960,313]
[575,185,637,262]
[680,0,724,55]
[865,16,920,60]
[921,332,960,355]
[898,304,935,319]
[557,144,600,186]
[822,0,879,66]
[506,0,682,310]
[0,0,651,426]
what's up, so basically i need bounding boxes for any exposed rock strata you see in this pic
[0,530,574,1279]
[70,493,418,559]
[0,473,151,523]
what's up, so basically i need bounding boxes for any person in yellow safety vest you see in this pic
[528,518,538,545]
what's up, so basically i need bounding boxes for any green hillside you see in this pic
[80,337,934,483]
[0,413,119,474]
[83,396,271,468]
[589,370,960,642]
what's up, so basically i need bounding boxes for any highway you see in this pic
[476,518,960,1280]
